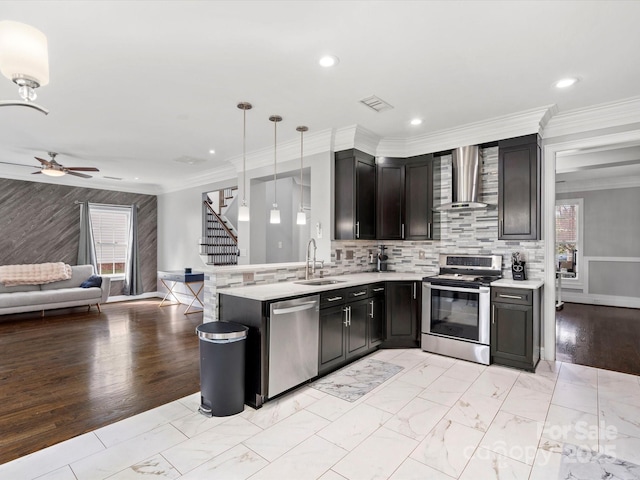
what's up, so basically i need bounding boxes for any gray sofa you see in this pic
[0,265,111,316]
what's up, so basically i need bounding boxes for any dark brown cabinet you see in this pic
[383,281,420,347]
[335,149,376,240]
[376,155,434,240]
[498,134,541,240]
[369,283,386,348]
[490,287,540,372]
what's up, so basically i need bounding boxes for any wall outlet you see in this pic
[243,272,254,283]
[316,222,323,238]
[335,249,342,260]
[418,250,425,260]
[346,250,354,260]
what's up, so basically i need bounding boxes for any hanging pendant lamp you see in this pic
[296,126,308,225]
[269,115,282,224]
[237,102,252,222]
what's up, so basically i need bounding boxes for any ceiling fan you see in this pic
[0,152,99,178]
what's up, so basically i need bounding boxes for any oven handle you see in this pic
[424,283,490,294]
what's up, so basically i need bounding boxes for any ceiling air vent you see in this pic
[359,95,394,113]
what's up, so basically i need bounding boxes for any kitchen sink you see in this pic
[294,279,346,286]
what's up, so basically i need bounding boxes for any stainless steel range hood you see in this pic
[434,145,487,211]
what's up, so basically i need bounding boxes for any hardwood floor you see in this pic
[556,302,640,375]
[0,300,201,466]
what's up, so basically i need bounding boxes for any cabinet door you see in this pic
[319,305,347,374]
[491,302,533,367]
[498,135,540,240]
[376,159,405,240]
[384,281,419,347]
[346,299,369,359]
[356,156,377,239]
[368,293,385,348]
[405,155,434,240]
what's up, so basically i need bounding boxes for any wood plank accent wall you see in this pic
[0,179,157,296]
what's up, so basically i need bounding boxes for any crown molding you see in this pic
[543,96,640,139]
[333,125,381,155]
[377,105,556,157]
[556,175,640,194]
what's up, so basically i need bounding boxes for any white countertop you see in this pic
[491,278,544,289]
[217,272,424,301]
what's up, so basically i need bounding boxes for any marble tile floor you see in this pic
[3,349,640,480]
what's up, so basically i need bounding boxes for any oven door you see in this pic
[422,282,490,345]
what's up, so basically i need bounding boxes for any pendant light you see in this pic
[237,102,252,222]
[269,115,282,224]
[296,126,308,225]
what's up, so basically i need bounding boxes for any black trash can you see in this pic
[196,321,248,417]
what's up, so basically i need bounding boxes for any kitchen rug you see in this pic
[310,358,404,402]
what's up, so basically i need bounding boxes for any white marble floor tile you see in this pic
[418,374,473,407]
[445,390,503,432]
[500,385,552,422]
[388,458,455,480]
[242,388,320,429]
[543,404,600,450]
[410,418,484,478]
[161,416,262,474]
[0,432,105,480]
[248,435,348,480]
[384,397,450,440]
[534,360,561,379]
[560,443,640,479]
[458,447,532,480]
[107,453,181,479]
[599,431,640,465]
[513,371,556,395]
[70,423,188,480]
[179,444,268,480]
[467,368,518,401]
[558,362,598,388]
[364,379,423,414]
[94,400,193,448]
[443,360,486,382]
[333,426,419,480]
[420,352,458,369]
[528,441,563,480]
[599,398,640,439]
[304,392,357,422]
[398,363,448,388]
[243,410,329,462]
[31,465,77,480]
[318,471,348,480]
[384,349,430,369]
[598,372,640,408]
[480,411,542,465]
[317,403,392,451]
[551,381,598,415]
[170,408,235,438]
[177,391,202,410]
[370,348,405,362]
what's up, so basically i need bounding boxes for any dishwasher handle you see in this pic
[272,301,318,315]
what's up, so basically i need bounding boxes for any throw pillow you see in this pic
[80,275,103,288]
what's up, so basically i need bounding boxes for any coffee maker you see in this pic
[377,245,389,272]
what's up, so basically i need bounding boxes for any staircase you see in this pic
[201,187,239,265]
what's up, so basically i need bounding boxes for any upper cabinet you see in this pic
[335,149,376,240]
[498,134,541,240]
[376,154,434,240]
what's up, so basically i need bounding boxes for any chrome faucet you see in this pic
[305,238,323,280]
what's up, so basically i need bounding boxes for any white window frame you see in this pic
[555,197,584,289]
[89,204,131,281]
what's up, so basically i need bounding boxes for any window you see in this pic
[89,205,130,277]
[555,199,583,280]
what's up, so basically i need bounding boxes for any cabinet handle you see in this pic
[499,220,503,237]
[352,291,367,297]
[348,306,352,326]
[492,305,495,324]
[369,300,374,318]
[372,287,385,292]
[327,296,343,302]
[343,306,349,326]
[413,283,416,299]
[499,294,523,300]
[401,223,405,238]
[356,221,360,239]
[428,222,431,238]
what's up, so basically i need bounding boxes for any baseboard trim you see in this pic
[106,292,161,303]
[561,293,640,309]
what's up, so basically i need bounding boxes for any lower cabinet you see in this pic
[491,287,540,372]
[383,281,420,348]
[369,283,386,348]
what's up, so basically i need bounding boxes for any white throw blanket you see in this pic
[0,262,73,287]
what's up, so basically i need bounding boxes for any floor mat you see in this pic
[310,358,404,402]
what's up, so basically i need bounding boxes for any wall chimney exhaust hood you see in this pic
[434,145,487,211]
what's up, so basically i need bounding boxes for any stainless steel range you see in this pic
[422,254,502,365]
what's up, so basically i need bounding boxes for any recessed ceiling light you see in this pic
[554,77,578,89]
[410,118,422,126]
[209,149,215,154]
[319,55,339,68]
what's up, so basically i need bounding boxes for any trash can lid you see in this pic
[196,321,248,341]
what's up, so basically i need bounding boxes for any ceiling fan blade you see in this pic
[67,171,92,179]
[34,157,53,166]
[0,161,38,168]
[66,167,100,172]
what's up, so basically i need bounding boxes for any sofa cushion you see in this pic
[0,283,41,294]
[0,287,101,309]
[41,265,95,290]
[81,275,102,288]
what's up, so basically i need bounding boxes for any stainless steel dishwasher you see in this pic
[268,295,320,398]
